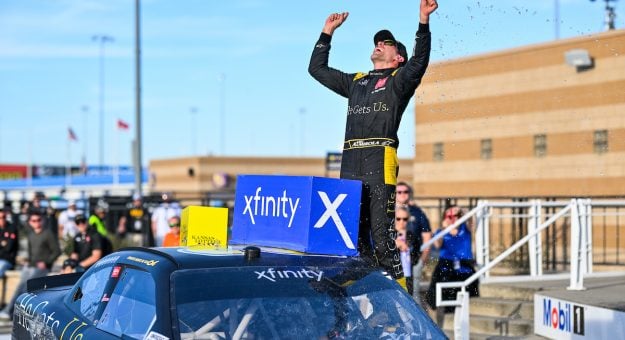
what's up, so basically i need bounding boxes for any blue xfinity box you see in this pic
[231,175,362,256]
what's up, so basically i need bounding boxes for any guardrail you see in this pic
[420,199,602,340]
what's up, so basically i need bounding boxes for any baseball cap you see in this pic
[373,29,408,67]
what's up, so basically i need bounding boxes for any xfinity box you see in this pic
[231,175,362,256]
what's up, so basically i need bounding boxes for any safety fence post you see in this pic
[475,200,489,278]
[528,199,543,277]
[454,290,470,340]
[585,198,593,274]
[568,199,586,290]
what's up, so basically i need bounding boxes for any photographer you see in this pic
[425,203,479,327]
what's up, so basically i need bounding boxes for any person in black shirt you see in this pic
[0,210,18,277]
[117,194,151,247]
[69,215,103,272]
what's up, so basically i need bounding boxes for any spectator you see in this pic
[68,214,103,271]
[395,182,432,295]
[162,216,181,247]
[58,200,82,239]
[0,212,61,320]
[89,203,113,256]
[117,194,151,247]
[425,203,479,327]
[151,194,181,247]
[58,200,83,253]
[394,206,414,295]
[0,210,18,278]
[89,204,109,237]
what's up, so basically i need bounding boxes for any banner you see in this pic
[231,175,361,256]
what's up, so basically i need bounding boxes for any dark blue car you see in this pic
[12,246,445,339]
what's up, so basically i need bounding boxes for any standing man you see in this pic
[0,210,18,278]
[396,181,432,299]
[309,0,438,282]
[118,194,151,247]
[0,212,61,320]
[58,200,83,253]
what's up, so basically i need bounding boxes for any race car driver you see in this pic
[308,0,438,281]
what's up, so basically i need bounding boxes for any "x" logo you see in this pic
[313,191,355,250]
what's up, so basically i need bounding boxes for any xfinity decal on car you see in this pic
[255,268,324,282]
[242,187,300,228]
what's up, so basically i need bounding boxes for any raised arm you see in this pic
[392,0,438,99]
[308,12,354,98]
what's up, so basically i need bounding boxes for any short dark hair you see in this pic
[75,214,87,225]
[396,181,412,193]
[29,211,42,219]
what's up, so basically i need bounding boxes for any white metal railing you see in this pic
[420,198,598,340]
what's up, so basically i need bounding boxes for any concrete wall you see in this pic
[150,156,414,193]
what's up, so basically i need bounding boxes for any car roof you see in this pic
[115,246,373,272]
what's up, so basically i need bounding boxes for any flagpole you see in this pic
[66,135,71,187]
[114,121,119,186]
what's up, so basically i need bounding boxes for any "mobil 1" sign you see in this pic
[534,294,625,339]
[231,175,361,256]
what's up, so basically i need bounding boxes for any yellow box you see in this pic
[180,206,228,249]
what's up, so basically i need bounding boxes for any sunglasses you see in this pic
[382,40,396,46]
[395,217,409,222]
[396,190,409,194]
[169,223,180,227]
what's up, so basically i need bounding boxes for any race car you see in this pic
[11,245,445,339]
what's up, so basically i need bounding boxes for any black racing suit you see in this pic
[308,24,431,279]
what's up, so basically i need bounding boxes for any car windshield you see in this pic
[173,266,443,340]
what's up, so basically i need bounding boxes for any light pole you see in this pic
[134,0,143,197]
[190,107,198,155]
[81,105,89,173]
[590,0,618,30]
[92,34,114,168]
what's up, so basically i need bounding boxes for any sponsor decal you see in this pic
[347,102,389,116]
[375,77,388,90]
[101,293,110,302]
[242,187,300,228]
[94,255,120,268]
[315,43,326,48]
[542,297,584,335]
[111,266,121,278]
[126,256,159,267]
[145,331,170,340]
[358,79,369,86]
[255,268,324,282]
[313,192,354,249]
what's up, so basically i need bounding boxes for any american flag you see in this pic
[68,127,78,141]
[117,119,130,130]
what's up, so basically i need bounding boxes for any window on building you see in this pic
[594,130,608,154]
[480,139,492,160]
[433,142,444,161]
[534,134,547,157]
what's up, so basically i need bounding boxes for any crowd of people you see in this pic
[0,193,184,320]
[393,182,479,328]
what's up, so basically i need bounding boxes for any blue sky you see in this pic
[0,0,622,166]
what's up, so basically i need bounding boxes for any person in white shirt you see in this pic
[58,200,83,240]
[151,194,181,247]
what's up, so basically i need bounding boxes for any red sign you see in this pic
[0,165,28,179]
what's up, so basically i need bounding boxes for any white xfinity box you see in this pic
[230,175,362,256]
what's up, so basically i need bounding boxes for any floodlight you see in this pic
[564,49,594,70]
